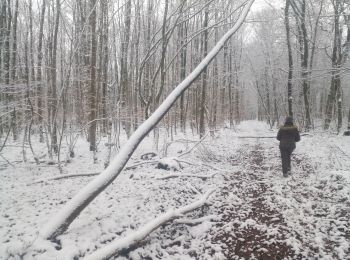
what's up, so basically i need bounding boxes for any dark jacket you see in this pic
[277,125,300,149]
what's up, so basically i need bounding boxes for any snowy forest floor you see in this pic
[1,121,350,260]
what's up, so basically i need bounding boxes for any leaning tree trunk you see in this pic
[39,0,255,240]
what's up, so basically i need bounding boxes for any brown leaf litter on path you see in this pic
[212,145,294,260]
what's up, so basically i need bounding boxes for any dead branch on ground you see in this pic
[83,190,215,260]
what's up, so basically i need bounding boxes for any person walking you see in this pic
[277,116,300,177]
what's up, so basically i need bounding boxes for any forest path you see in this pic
[209,132,350,260]
[211,141,294,259]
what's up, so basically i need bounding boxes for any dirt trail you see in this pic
[212,143,294,259]
[209,137,350,260]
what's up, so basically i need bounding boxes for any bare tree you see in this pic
[199,1,209,137]
[179,0,188,132]
[285,0,294,117]
[88,0,97,152]
[47,0,60,155]
[324,0,349,132]
[291,0,311,130]
[37,0,46,143]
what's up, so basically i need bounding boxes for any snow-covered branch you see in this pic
[156,172,217,180]
[83,190,215,260]
[174,215,219,225]
[175,158,227,172]
[40,0,255,240]
[178,132,209,158]
[28,172,100,185]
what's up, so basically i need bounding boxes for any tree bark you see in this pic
[50,0,60,154]
[3,0,10,87]
[88,0,97,152]
[324,0,342,130]
[297,0,311,130]
[199,1,209,138]
[101,0,108,135]
[284,0,293,117]
[120,0,132,137]
[0,0,7,136]
[154,0,170,148]
[37,0,46,143]
[10,0,18,82]
[228,46,234,128]
[179,1,188,132]
[10,0,18,140]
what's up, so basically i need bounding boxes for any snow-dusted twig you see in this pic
[0,116,13,153]
[27,172,101,185]
[174,158,227,172]
[201,163,226,172]
[156,173,217,180]
[173,158,197,166]
[174,215,219,225]
[125,160,158,169]
[0,154,15,168]
[186,183,201,195]
[162,138,196,156]
[83,190,215,260]
[332,145,350,160]
[178,132,209,158]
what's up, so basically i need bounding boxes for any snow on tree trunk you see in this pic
[40,0,255,240]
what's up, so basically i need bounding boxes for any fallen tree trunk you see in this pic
[28,161,158,185]
[39,0,255,240]
[83,190,215,260]
[28,172,100,185]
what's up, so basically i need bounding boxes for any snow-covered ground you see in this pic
[0,120,349,259]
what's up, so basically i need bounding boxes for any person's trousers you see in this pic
[280,146,294,176]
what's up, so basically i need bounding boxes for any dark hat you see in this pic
[285,116,293,125]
